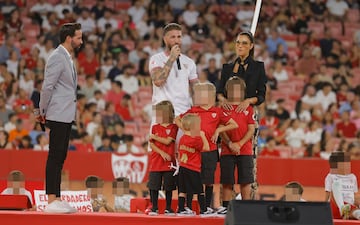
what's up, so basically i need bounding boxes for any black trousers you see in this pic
[45,120,72,197]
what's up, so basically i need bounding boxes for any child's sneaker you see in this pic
[177,208,195,216]
[216,206,227,216]
[148,209,158,216]
[164,208,176,216]
[200,207,216,217]
[341,204,351,220]
[352,208,360,220]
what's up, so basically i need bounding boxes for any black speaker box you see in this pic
[224,200,333,225]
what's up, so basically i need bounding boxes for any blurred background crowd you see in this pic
[0,0,359,160]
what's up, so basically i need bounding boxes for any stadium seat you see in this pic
[124,121,138,134]
[347,9,360,23]
[307,22,325,36]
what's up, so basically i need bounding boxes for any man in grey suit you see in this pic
[35,23,83,213]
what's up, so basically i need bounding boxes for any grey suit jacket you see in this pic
[39,45,77,123]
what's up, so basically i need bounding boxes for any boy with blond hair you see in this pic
[175,82,238,214]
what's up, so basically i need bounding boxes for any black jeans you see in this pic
[45,120,72,197]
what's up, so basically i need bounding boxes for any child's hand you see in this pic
[211,129,219,143]
[160,152,171,161]
[229,142,240,155]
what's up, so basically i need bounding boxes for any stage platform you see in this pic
[0,211,359,225]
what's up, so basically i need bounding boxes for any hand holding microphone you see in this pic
[170,45,181,70]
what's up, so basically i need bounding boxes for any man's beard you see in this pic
[71,40,82,54]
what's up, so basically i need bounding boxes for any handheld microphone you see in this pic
[176,57,181,70]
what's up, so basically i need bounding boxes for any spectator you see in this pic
[1,170,33,205]
[265,30,287,56]
[115,94,134,122]
[85,175,114,212]
[6,9,22,33]
[96,8,118,34]
[304,120,323,145]
[350,100,360,130]
[12,88,34,120]
[274,98,290,122]
[272,60,288,82]
[0,95,13,125]
[28,0,54,26]
[29,122,46,145]
[108,52,128,81]
[115,64,139,94]
[90,0,108,20]
[282,181,305,201]
[74,132,95,153]
[190,15,210,42]
[30,79,43,109]
[102,102,123,128]
[33,133,49,151]
[53,0,72,20]
[322,111,336,136]
[78,43,100,76]
[94,68,111,95]
[88,90,106,112]
[326,0,349,21]
[182,2,199,28]
[294,46,321,77]
[203,58,221,87]
[76,7,96,35]
[105,81,127,106]
[259,136,281,157]
[19,69,35,96]
[272,44,289,65]
[285,119,305,149]
[117,134,143,154]
[127,0,146,26]
[304,142,322,157]
[316,82,337,112]
[18,135,33,149]
[336,111,357,138]
[81,75,98,100]
[0,33,21,63]
[97,135,113,152]
[0,129,12,149]
[110,122,126,146]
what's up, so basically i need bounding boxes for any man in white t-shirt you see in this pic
[149,23,198,155]
[149,23,198,117]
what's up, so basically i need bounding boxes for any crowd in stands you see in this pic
[0,0,359,160]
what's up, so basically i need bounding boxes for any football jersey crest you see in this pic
[166,129,171,135]
[211,113,217,118]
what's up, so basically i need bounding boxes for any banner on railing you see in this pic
[34,190,93,212]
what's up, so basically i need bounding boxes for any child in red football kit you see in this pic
[217,77,256,215]
[176,113,210,216]
[147,100,178,216]
[325,151,360,220]
[175,83,238,214]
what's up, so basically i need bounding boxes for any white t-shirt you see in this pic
[285,127,305,148]
[326,0,349,17]
[77,17,96,34]
[325,173,358,204]
[1,188,33,205]
[117,144,141,154]
[316,90,337,112]
[115,75,139,95]
[149,52,198,116]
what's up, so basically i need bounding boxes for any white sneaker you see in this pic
[352,208,360,220]
[200,207,216,217]
[44,200,72,213]
[216,206,227,216]
[60,201,77,213]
